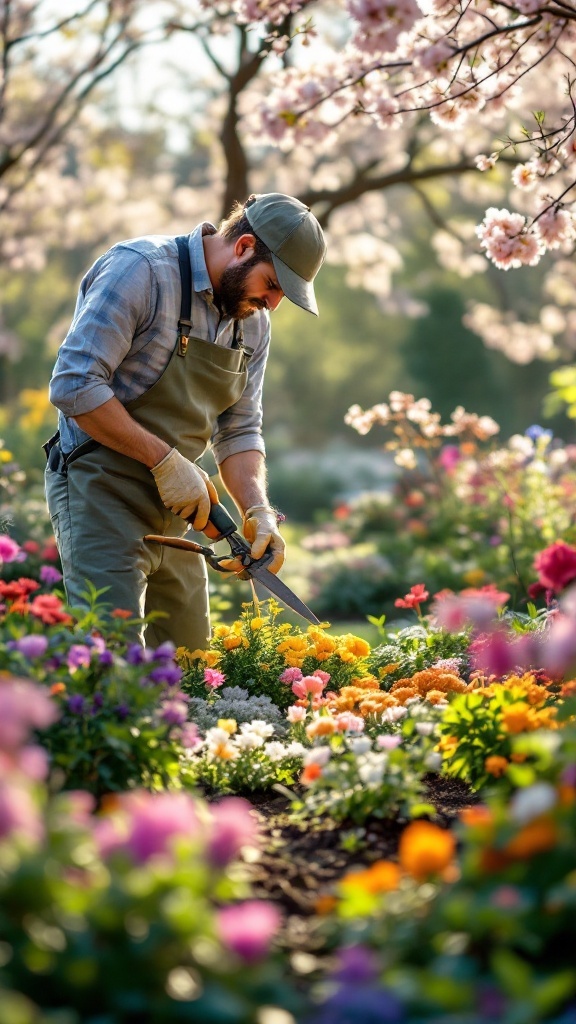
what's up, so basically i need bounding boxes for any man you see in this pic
[45,192,326,649]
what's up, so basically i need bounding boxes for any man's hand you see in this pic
[151,447,218,530]
[242,505,285,574]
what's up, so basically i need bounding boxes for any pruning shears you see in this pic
[145,502,321,625]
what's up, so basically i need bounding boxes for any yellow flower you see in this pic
[217,719,237,734]
[378,664,399,678]
[213,625,231,638]
[501,703,533,734]
[338,634,371,659]
[204,651,221,667]
[462,568,486,587]
[0,449,13,463]
[223,635,243,651]
[250,617,266,630]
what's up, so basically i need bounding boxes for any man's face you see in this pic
[219,256,284,320]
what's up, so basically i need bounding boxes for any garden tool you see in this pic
[145,501,321,625]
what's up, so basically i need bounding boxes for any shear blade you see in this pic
[248,565,321,625]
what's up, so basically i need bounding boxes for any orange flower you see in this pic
[485,755,509,777]
[504,816,558,859]
[306,718,337,738]
[399,821,456,881]
[341,860,401,895]
[387,686,416,704]
[50,682,66,696]
[315,895,338,915]
[301,763,322,786]
[501,703,532,734]
[111,608,133,619]
[223,635,243,651]
[460,805,494,828]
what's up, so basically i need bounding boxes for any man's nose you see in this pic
[266,291,284,312]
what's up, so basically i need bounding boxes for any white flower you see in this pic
[357,752,388,786]
[303,746,331,767]
[509,782,557,825]
[425,751,442,771]
[241,719,275,738]
[416,721,435,736]
[382,705,408,723]
[348,736,372,755]
[263,741,289,761]
[285,741,306,757]
[235,731,265,750]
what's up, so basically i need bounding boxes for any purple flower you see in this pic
[525,424,552,442]
[115,703,130,720]
[335,945,379,984]
[40,565,63,585]
[67,694,86,715]
[160,699,188,726]
[153,641,176,660]
[126,644,153,665]
[99,649,114,666]
[562,764,576,787]
[92,693,104,710]
[217,901,281,962]
[316,985,404,1024]
[149,664,183,687]
[13,635,49,659]
[207,797,259,867]
[67,645,92,672]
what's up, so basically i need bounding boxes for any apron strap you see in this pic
[175,233,244,353]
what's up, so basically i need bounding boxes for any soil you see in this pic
[243,774,476,954]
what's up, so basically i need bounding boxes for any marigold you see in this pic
[378,664,399,678]
[223,635,243,651]
[504,816,558,859]
[50,682,66,696]
[387,686,416,704]
[351,675,379,690]
[460,805,494,828]
[341,860,401,895]
[250,617,265,630]
[399,821,456,881]
[213,625,231,638]
[485,755,509,777]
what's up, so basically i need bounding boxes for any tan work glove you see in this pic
[151,447,218,530]
[242,504,285,574]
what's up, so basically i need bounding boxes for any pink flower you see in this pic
[335,712,365,732]
[39,565,63,585]
[377,734,402,750]
[437,445,461,473]
[204,668,226,689]
[287,704,307,723]
[217,901,281,962]
[534,541,576,593]
[179,722,202,750]
[279,667,303,684]
[0,778,43,843]
[207,797,259,867]
[0,679,59,751]
[313,669,331,684]
[0,535,21,563]
[292,675,326,699]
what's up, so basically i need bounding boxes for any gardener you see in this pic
[45,193,326,649]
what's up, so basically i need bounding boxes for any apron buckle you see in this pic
[177,318,192,357]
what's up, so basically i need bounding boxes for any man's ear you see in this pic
[233,233,257,259]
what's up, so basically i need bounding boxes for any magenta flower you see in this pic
[204,668,225,689]
[279,667,303,684]
[207,797,259,867]
[0,535,21,563]
[292,675,326,699]
[534,540,576,593]
[97,790,200,864]
[217,900,281,962]
[40,565,63,585]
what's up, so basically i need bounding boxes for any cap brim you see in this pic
[272,254,319,316]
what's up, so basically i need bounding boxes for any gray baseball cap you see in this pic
[245,193,326,316]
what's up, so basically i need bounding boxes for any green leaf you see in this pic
[491,948,533,998]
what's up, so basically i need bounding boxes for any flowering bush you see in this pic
[0,675,299,1021]
[321,757,576,1024]
[179,599,374,709]
[186,717,306,795]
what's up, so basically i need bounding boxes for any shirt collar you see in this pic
[189,222,216,295]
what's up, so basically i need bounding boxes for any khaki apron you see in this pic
[46,299,248,651]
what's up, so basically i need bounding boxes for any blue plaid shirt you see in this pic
[49,223,270,464]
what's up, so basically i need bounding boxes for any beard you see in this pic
[218,256,271,320]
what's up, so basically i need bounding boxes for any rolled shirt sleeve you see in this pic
[49,248,156,418]
[210,317,270,465]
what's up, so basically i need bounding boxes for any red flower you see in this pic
[29,594,73,626]
[534,541,576,593]
[0,578,40,601]
[395,583,430,610]
[22,540,40,554]
[41,542,59,562]
[111,608,133,619]
[460,583,510,607]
